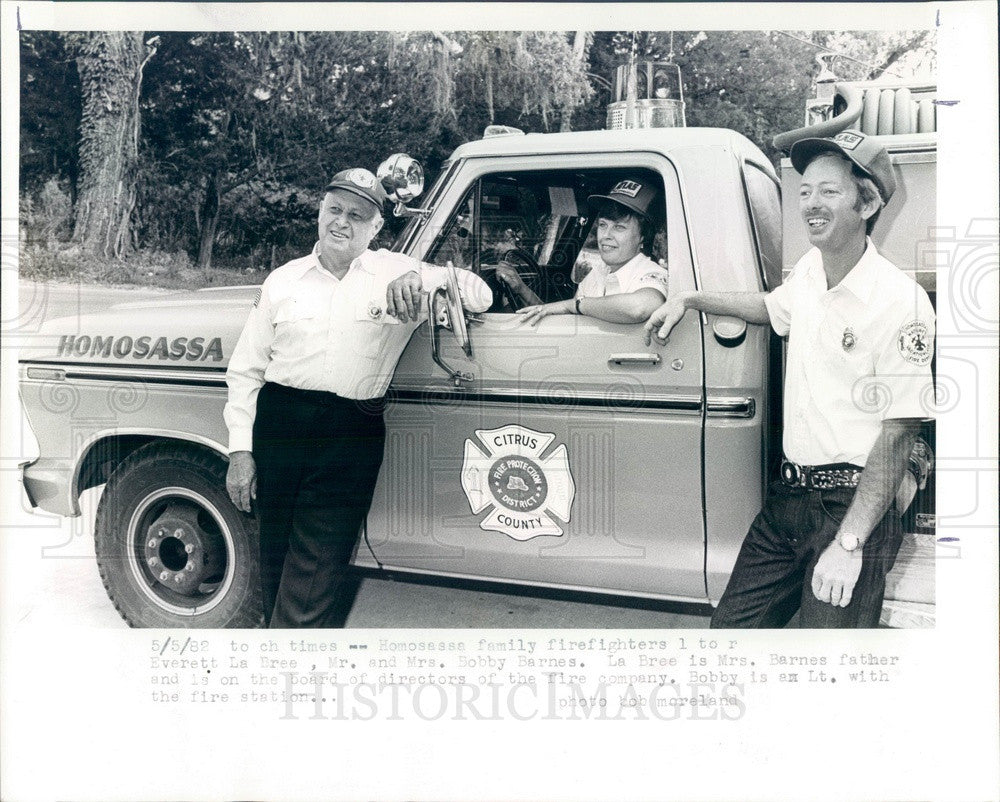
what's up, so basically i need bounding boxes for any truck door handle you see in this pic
[608,353,661,366]
[711,316,747,347]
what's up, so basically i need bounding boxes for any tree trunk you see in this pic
[485,64,495,124]
[560,31,589,132]
[70,31,146,260]
[196,171,221,272]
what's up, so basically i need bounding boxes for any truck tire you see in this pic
[94,442,264,628]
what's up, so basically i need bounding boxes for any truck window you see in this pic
[741,161,782,291]
[425,168,668,312]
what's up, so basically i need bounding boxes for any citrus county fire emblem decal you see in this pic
[460,425,575,540]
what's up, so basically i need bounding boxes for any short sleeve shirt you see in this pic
[224,245,491,452]
[764,240,935,466]
[575,252,669,300]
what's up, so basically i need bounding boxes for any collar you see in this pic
[303,243,377,279]
[804,238,880,304]
[834,238,880,304]
[605,251,650,277]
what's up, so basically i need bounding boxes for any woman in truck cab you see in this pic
[496,177,669,325]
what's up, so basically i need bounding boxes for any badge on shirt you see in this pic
[367,301,384,320]
[897,320,932,366]
[841,327,856,352]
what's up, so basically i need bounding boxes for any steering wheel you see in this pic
[480,247,542,312]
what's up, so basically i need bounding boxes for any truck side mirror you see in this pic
[378,153,432,219]
[429,268,474,387]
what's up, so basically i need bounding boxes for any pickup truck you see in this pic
[18,80,937,629]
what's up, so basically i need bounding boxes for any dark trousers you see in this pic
[711,481,904,628]
[252,382,385,628]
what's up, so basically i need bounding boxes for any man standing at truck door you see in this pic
[223,168,491,628]
[643,130,934,628]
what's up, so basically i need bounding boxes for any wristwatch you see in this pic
[838,533,862,552]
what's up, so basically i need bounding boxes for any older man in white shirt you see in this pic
[225,168,491,628]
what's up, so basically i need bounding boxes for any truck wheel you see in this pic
[94,442,264,628]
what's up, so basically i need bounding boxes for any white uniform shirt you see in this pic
[764,239,935,466]
[575,252,669,300]
[224,245,492,453]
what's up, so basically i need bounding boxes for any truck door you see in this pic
[365,154,707,603]
[701,156,782,601]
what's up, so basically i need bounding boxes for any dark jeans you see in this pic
[711,481,903,628]
[253,382,385,628]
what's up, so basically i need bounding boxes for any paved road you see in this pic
[7,280,711,629]
[13,279,177,333]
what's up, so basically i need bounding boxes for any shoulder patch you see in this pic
[897,320,932,366]
[252,289,262,308]
[639,270,669,287]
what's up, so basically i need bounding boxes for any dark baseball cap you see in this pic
[790,130,897,204]
[588,177,659,220]
[324,168,387,209]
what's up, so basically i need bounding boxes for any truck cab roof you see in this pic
[450,126,776,174]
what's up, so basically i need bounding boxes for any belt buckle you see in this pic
[780,460,803,487]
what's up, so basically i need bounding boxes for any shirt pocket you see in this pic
[272,297,325,349]
[816,314,873,377]
[810,313,881,418]
[352,295,398,359]
[274,296,325,323]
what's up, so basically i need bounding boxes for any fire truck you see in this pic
[18,62,937,628]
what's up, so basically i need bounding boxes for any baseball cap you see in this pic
[588,177,659,220]
[324,168,387,209]
[790,130,897,204]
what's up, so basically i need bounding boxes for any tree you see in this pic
[19,28,934,275]
[67,31,154,259]
[139,31,448,270]
[451,31,593,131]
[19,31,81,196]
[579,30,935,163]
[560,32,592,132]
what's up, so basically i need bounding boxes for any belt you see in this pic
[780,459,863,490]
[264,382,386,414]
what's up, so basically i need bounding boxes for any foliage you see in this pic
[19,32,81,194]
[18,240,262,289]
[19,28,935,286]
[588,29,935,163]
[453,32,593,129]
[20,178,74,243]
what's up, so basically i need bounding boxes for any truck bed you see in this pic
[881,532,936,627]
